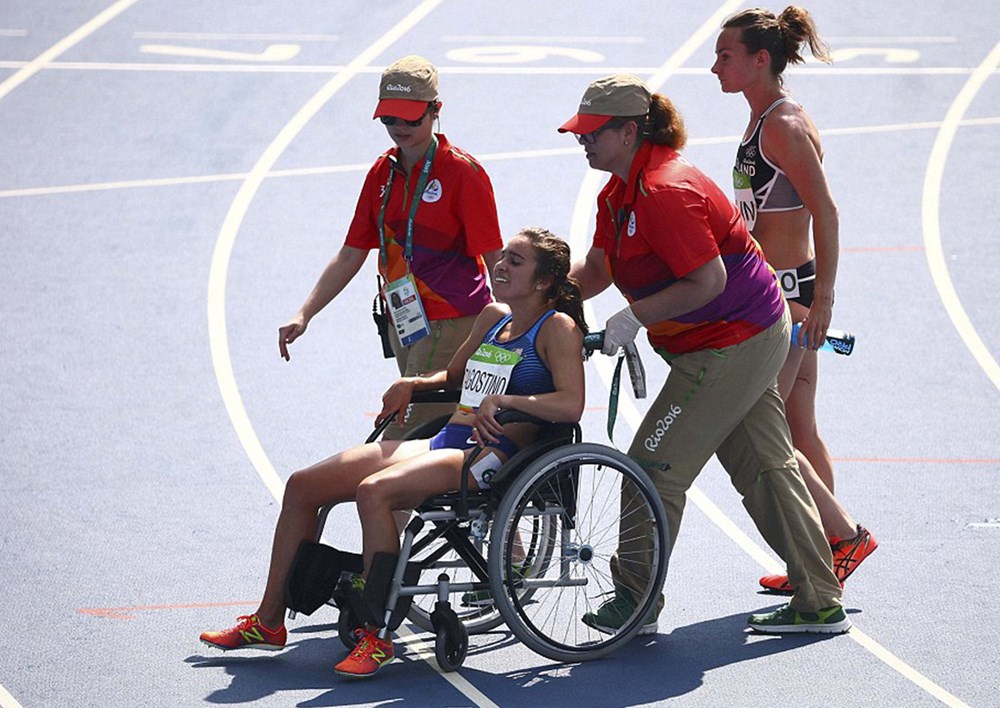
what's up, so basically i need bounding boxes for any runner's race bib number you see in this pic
[733,169,757,231]
[459,343,522,411]
[775,267,801,301]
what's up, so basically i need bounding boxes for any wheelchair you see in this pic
[285,334,671,670]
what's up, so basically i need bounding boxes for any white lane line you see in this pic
[7,117,998,201]
[138,43,301,62]
[0,0,138,102]
[0,685,24,708]
[442,35,647,43]
[208,0,444,498]
[0,5,141,707]
[824,36,958,44]
[205,2,499,704]
[566,4,973,707]
[133,31,339,42]
[922,40,1000,395]
[0,59,985,76]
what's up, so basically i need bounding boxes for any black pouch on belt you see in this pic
[372,275,394,359]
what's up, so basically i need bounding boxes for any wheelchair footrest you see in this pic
[285,542,364,616]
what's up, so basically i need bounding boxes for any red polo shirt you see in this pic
[345,134,503,320]
[593,143,784,354]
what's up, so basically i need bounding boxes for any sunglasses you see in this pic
[379,104,434,127]
[577,123,615,145]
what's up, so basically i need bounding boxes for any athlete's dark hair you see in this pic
[519,226,589,334]
[607,93,687,151]
[723,6,831,80]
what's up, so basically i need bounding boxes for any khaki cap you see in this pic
[373,55,439,121]
[558,74,651,134]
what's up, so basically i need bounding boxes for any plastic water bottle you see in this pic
[790,322,855,356]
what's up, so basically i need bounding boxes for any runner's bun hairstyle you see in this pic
[518,227,589,334]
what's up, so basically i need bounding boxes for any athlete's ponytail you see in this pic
[723,6,831,80]
[518,227,589,334]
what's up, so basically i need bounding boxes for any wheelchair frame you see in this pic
[289,352,671,670]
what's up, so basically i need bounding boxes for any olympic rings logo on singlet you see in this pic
[459,343,523,412]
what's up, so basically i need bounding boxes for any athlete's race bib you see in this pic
[775,267,801,301]
[459,343,522,412]
[386,273,430,347]
[733,169,757,231]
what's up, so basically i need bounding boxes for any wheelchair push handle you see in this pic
[583,331,605,357]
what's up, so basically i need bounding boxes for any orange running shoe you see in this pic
[334,628,395,678]
[200,614,287,651]
[759,526,878,594]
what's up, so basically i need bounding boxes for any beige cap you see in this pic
[558,74,651,133]
[374,55,439,121]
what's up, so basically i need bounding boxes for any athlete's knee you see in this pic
[283,469,319,510]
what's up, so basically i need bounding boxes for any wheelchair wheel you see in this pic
[404,515,558,635]
[488,443,669,663]
[434,616,469,672]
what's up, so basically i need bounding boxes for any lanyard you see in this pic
[377,135,438,272]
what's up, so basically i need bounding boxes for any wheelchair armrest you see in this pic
[410,389,461,404]
[494,409,551,427]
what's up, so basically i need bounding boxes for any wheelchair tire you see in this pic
[337,605,361,650]
[488,443,669,663]
[434,620,469,672]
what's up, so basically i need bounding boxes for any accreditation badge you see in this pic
[386,273,431,347]
[459,343,522,412]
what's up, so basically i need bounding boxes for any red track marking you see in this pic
[77,600,258,620]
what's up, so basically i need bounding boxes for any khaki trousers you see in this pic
[613,310,841,613]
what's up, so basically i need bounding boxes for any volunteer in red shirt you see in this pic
[278,55,504,437]
[560,74,850,635]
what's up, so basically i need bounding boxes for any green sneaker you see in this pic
[461,564,527,608]
[581,592,657,636]
[748,604,851,634]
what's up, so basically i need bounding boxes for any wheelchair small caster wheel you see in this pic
[337,605,361,649]
[434,622,468,672]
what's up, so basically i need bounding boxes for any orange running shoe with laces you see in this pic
[759,525,878,594]
[334,628,395,678]
[200,614,287,651]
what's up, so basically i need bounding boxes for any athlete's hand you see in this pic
[472,395,503,445]
[602,306,644,355]
[278,314,308,361]
[377,377,416,429]
[797,297,833,351]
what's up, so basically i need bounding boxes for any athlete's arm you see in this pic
[765,110,839,347]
